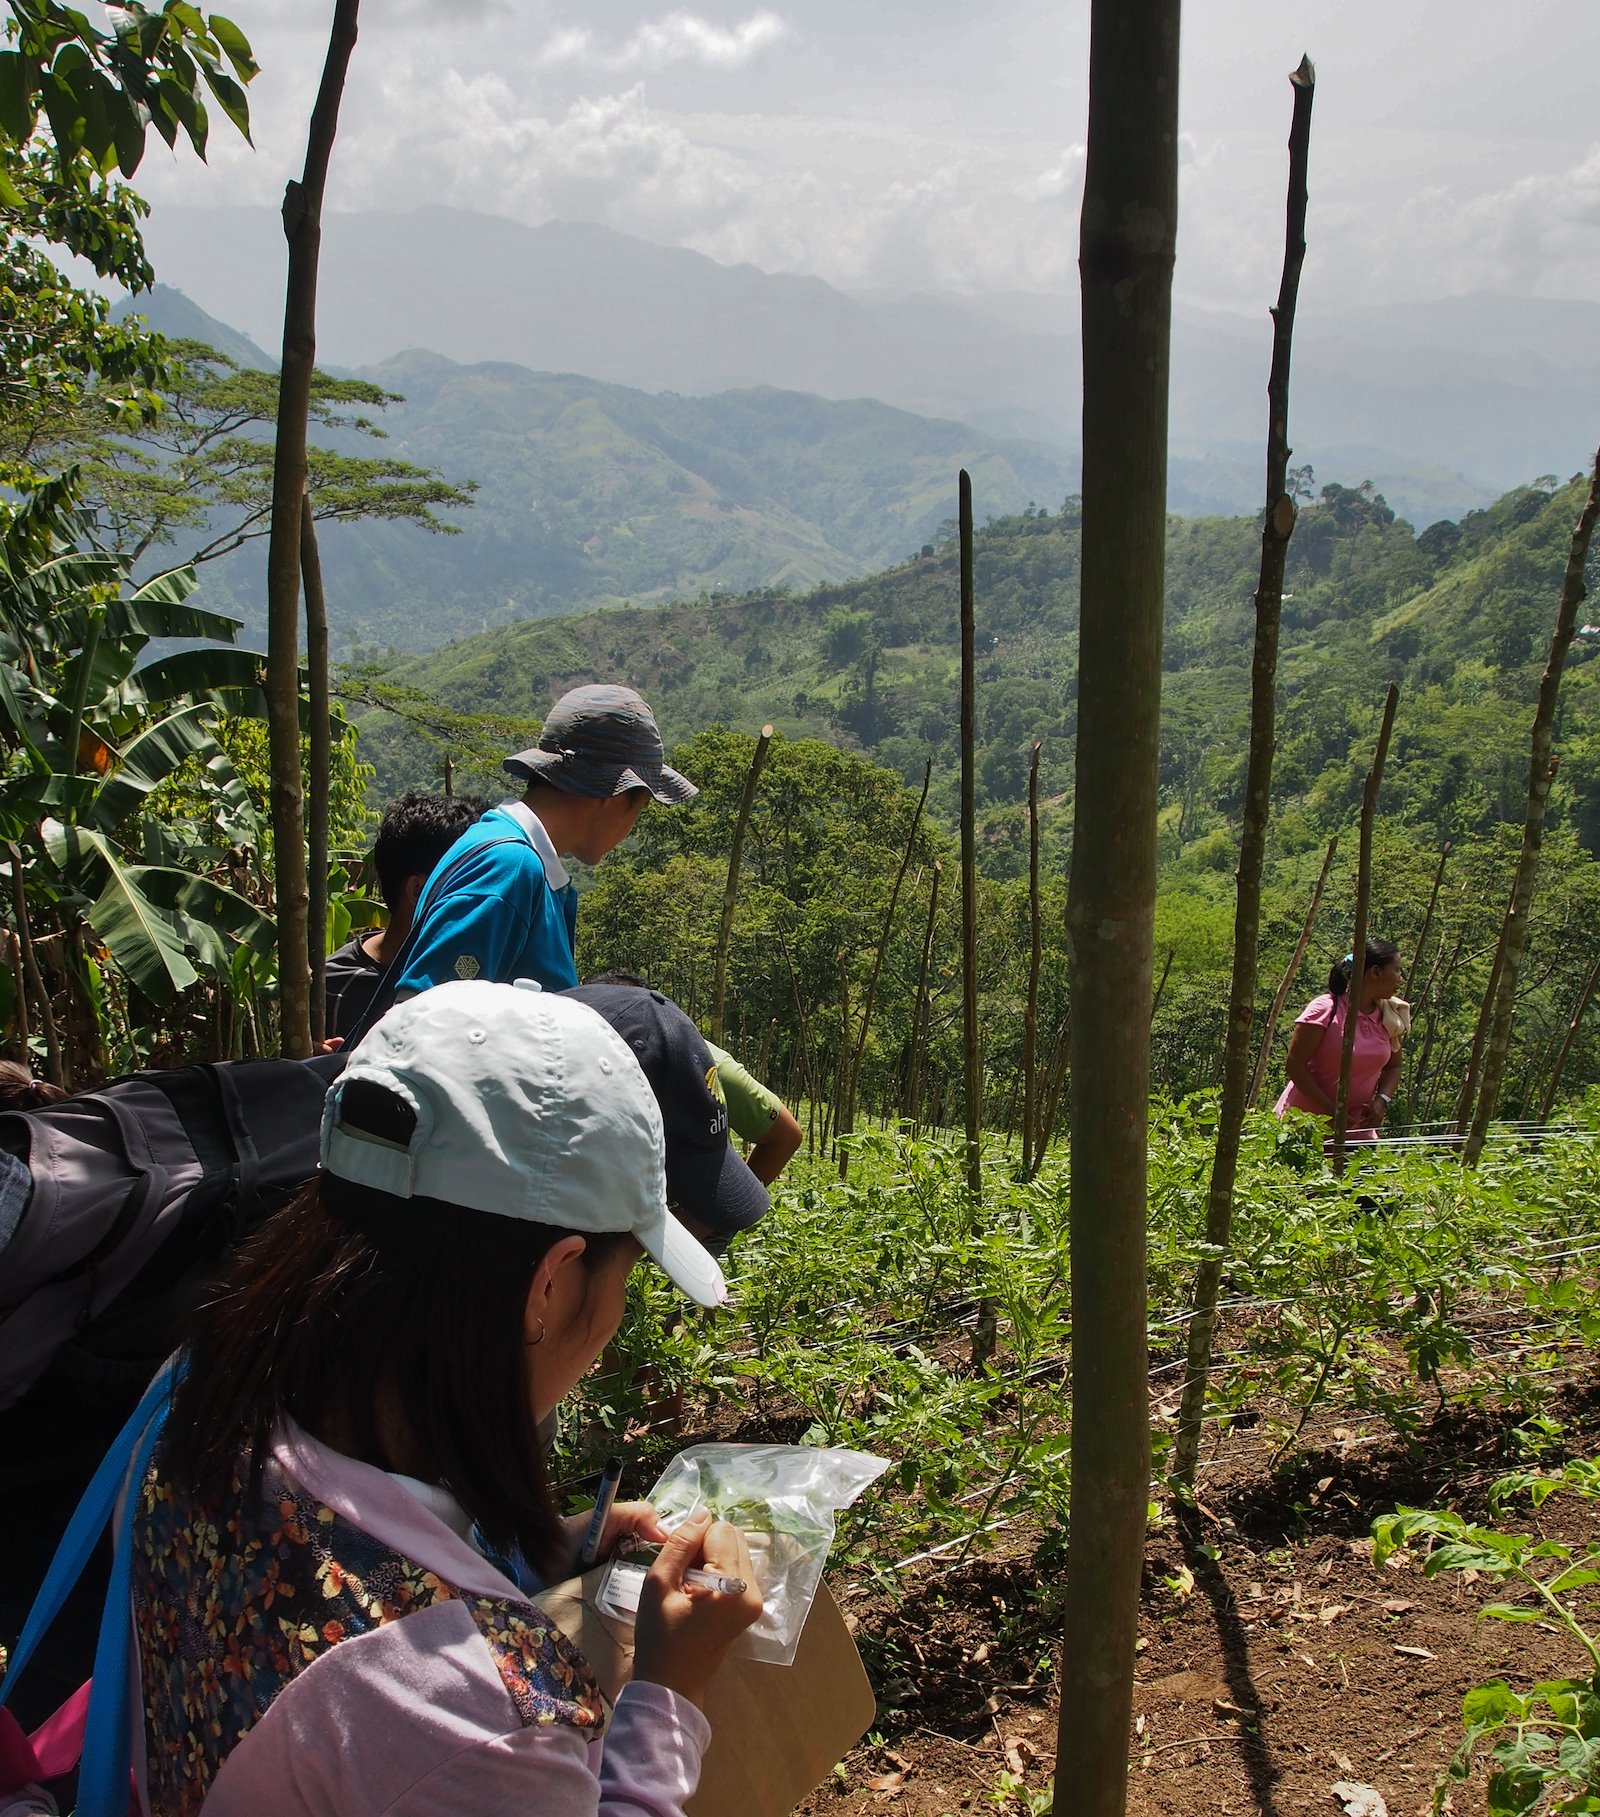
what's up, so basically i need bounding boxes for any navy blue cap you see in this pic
[563,983,769,1251]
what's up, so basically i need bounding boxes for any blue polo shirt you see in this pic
[395,802,580,996]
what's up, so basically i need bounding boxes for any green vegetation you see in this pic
[1375,1461,1600,1813]
[558,1110,1600,1577]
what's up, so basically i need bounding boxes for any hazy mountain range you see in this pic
[114,288,1083,651]
[139,203,1599,513]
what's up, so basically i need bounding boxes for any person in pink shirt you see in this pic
[52,983,765,1817]
[1275,940,1406,1140]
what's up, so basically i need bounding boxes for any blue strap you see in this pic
[0,1362,174,1709]
[76,1374,176,1817]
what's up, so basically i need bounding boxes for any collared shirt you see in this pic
[395,801,580,998]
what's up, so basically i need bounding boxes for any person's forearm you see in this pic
[746,1109,803,1185]
[1286,1062,1335,1116]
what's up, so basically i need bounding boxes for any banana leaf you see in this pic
[121,646,266,712]
[43,822,200,1001]
[90,702,220,830]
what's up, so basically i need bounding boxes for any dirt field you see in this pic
[798,1384,1600,1817]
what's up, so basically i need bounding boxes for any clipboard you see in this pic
[535,1571,875,1817]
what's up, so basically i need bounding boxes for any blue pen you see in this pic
[579,1455,625,1567]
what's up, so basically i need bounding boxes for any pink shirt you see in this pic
[1274,992,1393,1139]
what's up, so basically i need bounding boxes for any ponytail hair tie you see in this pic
[1343,952,1354,965]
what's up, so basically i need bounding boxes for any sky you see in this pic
[128,0,1600,317]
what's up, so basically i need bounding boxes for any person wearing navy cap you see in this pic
[566,982,770,1255]
[376,686,696,1019]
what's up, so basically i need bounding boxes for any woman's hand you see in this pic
[632,1509,765,1708]
[566,1499,667,1571]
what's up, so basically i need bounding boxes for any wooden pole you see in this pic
[301,491,331,1047]
[959,470,981,1210]
[1539,949,1600,1124]
[1332,683,1399,1172]
[1247,834,1336,1108]
[904,859,942,1128]
[1172,57,1314,1495]
[1410,839,1452,991]
[1056,0,1179,1807]
[839,758,930,1175]
[960,470,995,1368]
[711,723,773,1045]
[1037,1017,1072,1162]
[1452,875,1519,1134]
[264,0,360,1059]
[1149,948,1175,1024]
[1022,741,1043,1176]
[1465,455,1600,1164]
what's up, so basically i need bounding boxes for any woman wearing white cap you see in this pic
[108,983,761,1814]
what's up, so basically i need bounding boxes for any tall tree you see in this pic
[264,0,359,1059]
[1172,57,1315,1495]
[1056,3,1180,1812]
[1463,453,1600,1163]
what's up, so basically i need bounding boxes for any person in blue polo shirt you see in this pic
[390,685,696,1008]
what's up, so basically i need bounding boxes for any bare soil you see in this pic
[792,1380,1600,1817]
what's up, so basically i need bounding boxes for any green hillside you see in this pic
[352,473,1600,873]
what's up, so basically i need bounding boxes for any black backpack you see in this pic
[0,1054,341,1412]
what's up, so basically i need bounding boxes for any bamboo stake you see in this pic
[1057,0,1178,1802]
[264,0,360,1059]
[1332,683,1399,1172]
[711,724,773,1044]
[839,758,930,1176]
[959,470,994,1369]
[1149,948,1175,1024]
[1465,454,1600,1164]
[960,470,981,1210]
[301,491,331,1048]
[1410,839,1452,989]
[1539,949,1600,1124]
[1022,741,1043,1176]
[1037,1017,1073,1162]
[1247,834,1336,1108]
[1405,930,1453,1107]
[904,859,942,1128]
[1452,874,1519,1134]
[1172,58,1314,1495]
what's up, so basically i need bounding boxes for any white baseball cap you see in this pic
[320,980,727,1306]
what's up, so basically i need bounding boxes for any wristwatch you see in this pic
[1375,1092,1392,1108]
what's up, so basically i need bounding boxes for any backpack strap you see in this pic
[341,830,525,1048]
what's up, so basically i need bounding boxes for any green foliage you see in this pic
[1374,1463,1600,1814]
[553,1113,1600,1597]
[0,3,257,189]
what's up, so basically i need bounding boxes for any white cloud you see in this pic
[537,11,792,74]
[126,2,1600,318]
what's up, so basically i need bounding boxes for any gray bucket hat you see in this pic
[505,684,697,804]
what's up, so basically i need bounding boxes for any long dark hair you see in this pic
[1327,938,1399,1002]
[162,1085,627,1576]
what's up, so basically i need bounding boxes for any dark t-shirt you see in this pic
[324,935,383,1040]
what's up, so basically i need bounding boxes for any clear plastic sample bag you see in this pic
[597,1442,888,1665]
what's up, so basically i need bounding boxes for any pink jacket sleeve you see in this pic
[201,1599,710,1817]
